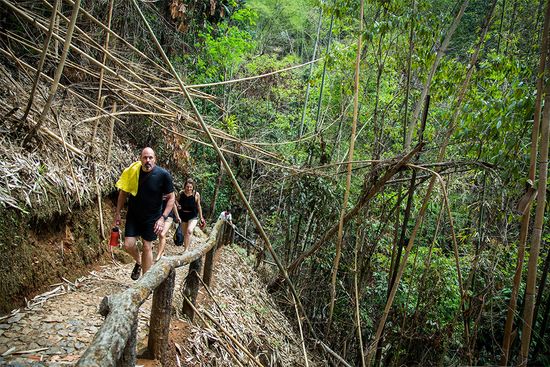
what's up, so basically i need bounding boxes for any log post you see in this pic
[202,229,220,287]
[119,316,138,367]
[220,222,234,247]
[202,246,216,286]
[147,267,176,364]
[182,258,203,321]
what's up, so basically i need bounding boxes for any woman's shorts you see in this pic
[180,211,198,223]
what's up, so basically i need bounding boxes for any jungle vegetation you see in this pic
[1,0,549,365]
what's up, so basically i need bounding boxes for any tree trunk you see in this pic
[182,258,203,322]
[120,317,138,367]
[203,236,218,287]
[148,268,176,364]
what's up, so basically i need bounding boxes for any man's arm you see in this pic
[114,190,128,226]
[163,192,175,219]
[154,191,174,236]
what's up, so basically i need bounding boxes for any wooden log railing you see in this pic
[77,219,235,367]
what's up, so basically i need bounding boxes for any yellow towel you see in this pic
[115,161,142,196]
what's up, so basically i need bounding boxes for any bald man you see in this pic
[114,147,175,280]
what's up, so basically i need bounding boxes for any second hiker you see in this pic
[177,178,205,250]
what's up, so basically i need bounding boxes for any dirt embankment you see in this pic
[0,195,131,315]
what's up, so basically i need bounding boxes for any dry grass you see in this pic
[171,245,322,367]
[0,0,294,219]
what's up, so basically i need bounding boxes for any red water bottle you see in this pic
[109,226,120,247]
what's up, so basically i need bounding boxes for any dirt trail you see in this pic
[0,234,197,366]
[0,228,319,367]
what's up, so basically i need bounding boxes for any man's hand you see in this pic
[114,214,121,228]
[154,217,165,235]
[200,218,206,228]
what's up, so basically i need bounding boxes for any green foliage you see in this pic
[223,114,239,135]
[195,9,257,81]
[247,0,314,53]
[168,0,548,364]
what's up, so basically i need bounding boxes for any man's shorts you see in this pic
[125,213,157,242]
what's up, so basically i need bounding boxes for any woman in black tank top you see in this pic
[176,178,205,250]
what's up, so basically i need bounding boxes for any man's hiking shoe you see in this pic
[131,263,141,280]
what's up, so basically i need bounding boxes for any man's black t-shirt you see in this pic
[128,166,174,222]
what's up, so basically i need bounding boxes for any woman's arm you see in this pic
[173,192,182,222]
[196,192,205,225]
[173,201,181,223]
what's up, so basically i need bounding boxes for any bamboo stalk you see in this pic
[6,0,309,170]
[21,0,59,122]
[58,0,319,92]
[367,2,496,362]
[518,22,550,364]
[195,273,241,337]
[11,0,181,119]
[298,5,323,138]
[54,110,82,206]
[502,0,550,364]
[366,163,463,363]
[354,219,366,367]
[106,101,117,164]
[292,291,310,367]
[53,0,60,57]
[276,144,423,287]
[327,0,363,334]
[404,0,469,149]
[23,0,81,146]
[411,202,445,321]
[90,0,114,155]
[131,0,319,342]
[3,35,286,168]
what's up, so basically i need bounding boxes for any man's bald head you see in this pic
[140,147,156,172]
